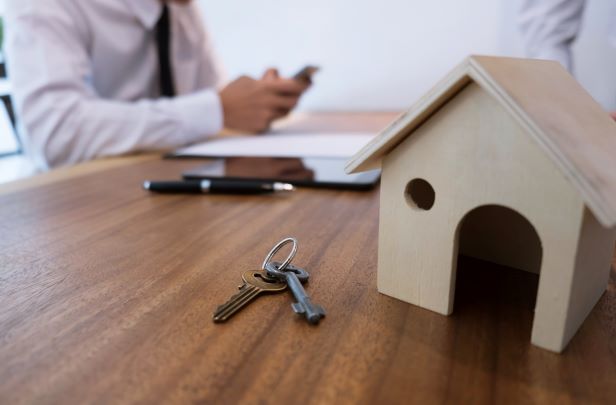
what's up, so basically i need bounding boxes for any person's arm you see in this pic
[518,0,586,71]
[5,5,222,169]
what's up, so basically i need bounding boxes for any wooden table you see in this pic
[1,113,615,404]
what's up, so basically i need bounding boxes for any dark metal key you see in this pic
[213,270,287,323]
[265,261,326,325]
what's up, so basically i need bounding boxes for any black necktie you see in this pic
[156,4,176,97]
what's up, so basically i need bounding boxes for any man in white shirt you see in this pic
[5,0,308,169]
[518,0,616,118]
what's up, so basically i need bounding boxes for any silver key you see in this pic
[213,270,287,323]
[266,261,326,325]
[267,261,309,282]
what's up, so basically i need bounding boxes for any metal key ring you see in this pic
[261,237,298,272]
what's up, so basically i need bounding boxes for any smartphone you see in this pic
[293,65,320,84]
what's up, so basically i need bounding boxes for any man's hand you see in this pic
[219,69,309,133]
[610,111,616,121]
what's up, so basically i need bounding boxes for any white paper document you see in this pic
[172,132,375,159]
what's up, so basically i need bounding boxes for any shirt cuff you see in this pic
[168,89,223,143]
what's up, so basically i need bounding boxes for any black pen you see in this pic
[143,179,295,194]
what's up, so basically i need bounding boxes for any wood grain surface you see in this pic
[0,113,615,404]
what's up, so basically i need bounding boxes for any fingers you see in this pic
[220,71,310,133]
[253,106,290,132]
[255,79,303,123]
[263,78,308,96]
[271,107,291,121]
[264,93,299,110]
[262,68,279,82]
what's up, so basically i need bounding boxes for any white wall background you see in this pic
[199,0,616,111]
[571,0,616,109]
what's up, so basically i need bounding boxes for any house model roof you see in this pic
[346,55,616,228]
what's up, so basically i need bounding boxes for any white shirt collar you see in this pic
[123,0,163,30]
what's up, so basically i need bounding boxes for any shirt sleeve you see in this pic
[518,0,586,71]
[5,4,223,169]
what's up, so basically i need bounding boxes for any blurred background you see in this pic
[0,0,615,181]
[199,0,616,111]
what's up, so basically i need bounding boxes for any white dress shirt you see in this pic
[5,0,225,169]
[518,0,616,71]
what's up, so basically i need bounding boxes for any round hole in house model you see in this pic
[405,178,435,210]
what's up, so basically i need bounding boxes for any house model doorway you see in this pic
[453,205,543,335]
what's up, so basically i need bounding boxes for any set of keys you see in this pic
[213,238,326,325]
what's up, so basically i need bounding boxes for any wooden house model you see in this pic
[346,56,616,353]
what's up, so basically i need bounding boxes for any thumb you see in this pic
[262,68,279,82]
